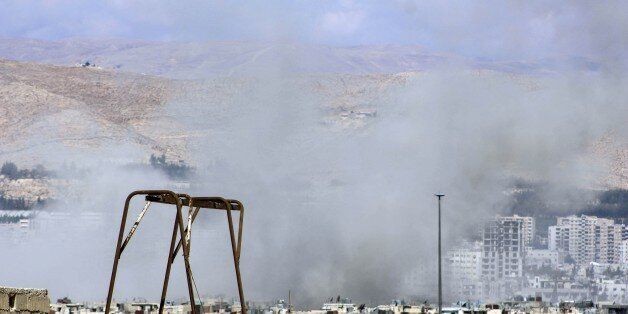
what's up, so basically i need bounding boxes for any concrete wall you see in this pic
[0,286,50,314]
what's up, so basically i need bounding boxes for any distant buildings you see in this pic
[441,213,628,302]
[549,215,624,265]
[620,240,628,265]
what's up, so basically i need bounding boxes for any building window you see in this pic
[9,294,16,310]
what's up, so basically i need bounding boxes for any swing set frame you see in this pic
[104,190,246,314]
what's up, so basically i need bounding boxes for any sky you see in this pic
[1,0,628,61]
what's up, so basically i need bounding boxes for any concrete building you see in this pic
[548,225,563,252]
[525,249,559,268]
[596,279,628,303]
[549,215,624,265]
[519,278,590,303]
[0,286,50,314]
[620,240,628,265]
[499,215,535,248]
[445,241,482,300]
[481,217,525,299]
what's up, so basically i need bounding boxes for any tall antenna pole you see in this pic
[435,193,444,314]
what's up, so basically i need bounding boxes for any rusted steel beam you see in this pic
[172,193,197,314]
[119,201,151,254]
[146,194,242,211]
[225,199,246,314]
[171,199,243,261]
[168,197,246,314]
[105,190,196,314]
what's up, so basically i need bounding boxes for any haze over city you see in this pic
[0,1,626,314]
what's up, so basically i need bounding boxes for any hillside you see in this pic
[0,58,180,163]
[0,56,624,193]
[0,38,601,79]
[0,58,413,166]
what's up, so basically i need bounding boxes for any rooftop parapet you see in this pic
[0,286,50,314]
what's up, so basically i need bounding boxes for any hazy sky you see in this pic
[1,0,627,61]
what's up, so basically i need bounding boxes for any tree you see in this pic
[1,162,18,179]
[148,153,192,179]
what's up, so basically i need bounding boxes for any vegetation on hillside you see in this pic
[582,189,628,219]
[0,194,46,211]
[504,179,627,220]
[1,161,53,179]
[502,179,628,240]
[149,153,192,180]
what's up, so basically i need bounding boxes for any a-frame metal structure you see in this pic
[105,190,245,314]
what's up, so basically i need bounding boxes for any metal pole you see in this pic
[176,195,198,314]
[224,200,246,314]
[435,194,444,314]
[160,211,182,313]
[105,193,134,314]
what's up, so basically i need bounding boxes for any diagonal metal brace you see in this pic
[119,201,151,254]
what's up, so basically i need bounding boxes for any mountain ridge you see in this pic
[0,38,601,79]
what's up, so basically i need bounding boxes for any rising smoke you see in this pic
[1,61,626,308]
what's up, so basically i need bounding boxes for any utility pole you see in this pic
[435,193,444,314]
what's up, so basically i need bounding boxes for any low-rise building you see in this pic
[596,279,628,303]
[525,249,559,269]
[0,286,50,314]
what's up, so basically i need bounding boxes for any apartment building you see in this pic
[549,215,624,265]
[482,217,525,279]
[481,217,525,299]
[446,241,482,300]
[620,240,628,265]
[500,215,535,248]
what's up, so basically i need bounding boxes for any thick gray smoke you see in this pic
[0,65,626,306]
[168,69,627,306]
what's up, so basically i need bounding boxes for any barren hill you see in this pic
[0,38,601,79]
[0,58,179,163]
[0,57,624,190]
[0,58,413,165]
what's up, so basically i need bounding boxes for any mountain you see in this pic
[0,38,601,79]
[0,58,177,163]
[0,39,623,191]
[0,57,417,165]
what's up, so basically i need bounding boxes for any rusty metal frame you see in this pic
[144,194,246,314]
[105,190,196,314]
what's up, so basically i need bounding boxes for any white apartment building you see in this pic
[620,240,628,265]
[446,241,482,300]
[549,215,624,265]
